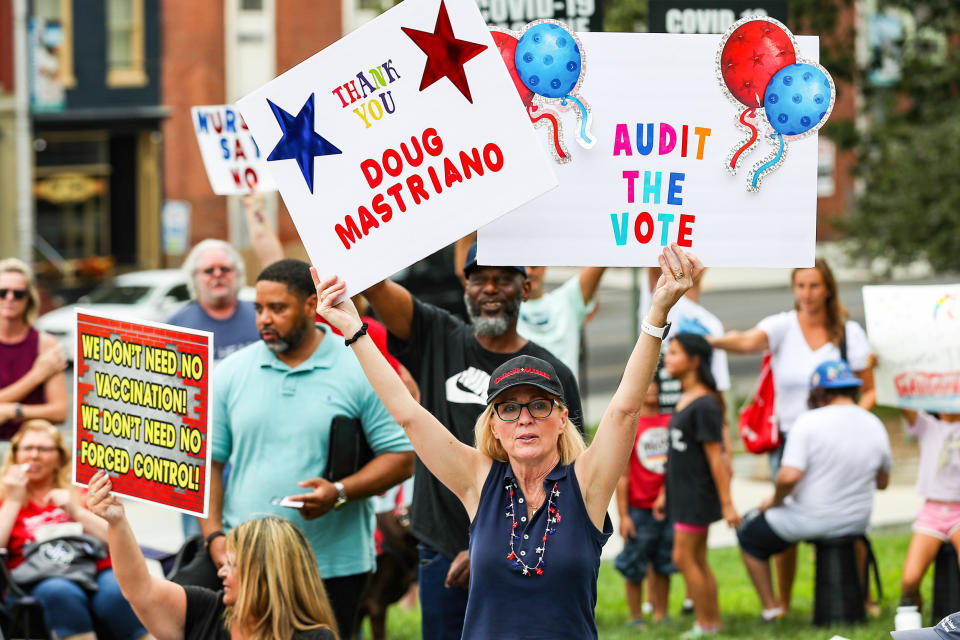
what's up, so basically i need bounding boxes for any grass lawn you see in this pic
[364,527,934,639]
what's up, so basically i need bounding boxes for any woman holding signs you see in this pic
[0,420,148,640]
[312,244,700,639]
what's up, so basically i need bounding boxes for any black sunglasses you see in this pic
[0,289,28,300]
[200,266,234,276]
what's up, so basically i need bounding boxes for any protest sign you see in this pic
[478,32,821,268]
[236,0,557,296]
[73,312,213,517]
[863,284,960,412]
[477,0,602,33]
[191,105,276,195]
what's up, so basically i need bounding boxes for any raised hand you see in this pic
[3,464,28,504]
[34,342,67,379]
[86,470,126,525]
[309,269,363,337]
[649,244,703,323]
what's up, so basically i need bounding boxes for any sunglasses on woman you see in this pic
[0,288,28,300]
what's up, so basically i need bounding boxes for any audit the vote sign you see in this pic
[864,285,960,412]
[191,105,276,195]
[237,0,556,295]
[73,312,212,517]
[478,32,820,268]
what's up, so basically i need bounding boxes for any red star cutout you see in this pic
[401,0,487,103]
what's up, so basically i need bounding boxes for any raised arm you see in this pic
[315,271,491,517]
[243,189,285,268]
[578,267,607,305]
[87,471,187,640]
[453,232,476,289]
[362,279,415,342]
[576,245,700,529]
[708,327,769,354]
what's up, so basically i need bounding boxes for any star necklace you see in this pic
[504,480,561,576]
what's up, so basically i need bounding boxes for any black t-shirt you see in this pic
[183,586,336,640]
[388,299,583,560]
[665,395,724,527]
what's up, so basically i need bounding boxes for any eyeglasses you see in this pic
[200,266,234,276]
[494,399,557,421]
[0,289,28,300]
[18,445,58,454]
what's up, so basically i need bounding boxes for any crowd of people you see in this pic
[1,223,958,639]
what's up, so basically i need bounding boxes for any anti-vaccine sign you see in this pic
[191,105,276,195]
[478,32,820,268]
[236,0,557,295]
[864,285,960,412]
[73,312,212,517]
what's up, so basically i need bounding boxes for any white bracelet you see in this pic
[640,319,670,340]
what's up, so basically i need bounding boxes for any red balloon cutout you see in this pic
[491,30,534,107]
[720,21,796,108]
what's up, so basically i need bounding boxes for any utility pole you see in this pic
[14,0,34,262]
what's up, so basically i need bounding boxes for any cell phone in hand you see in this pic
[270,496,304,509]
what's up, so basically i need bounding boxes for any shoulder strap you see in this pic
[839,324,847,363]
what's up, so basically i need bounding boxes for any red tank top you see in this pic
[0,328,45,439]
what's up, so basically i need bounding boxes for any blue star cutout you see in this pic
[266,93,341,193]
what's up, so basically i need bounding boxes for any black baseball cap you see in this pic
[463,242,526,279]
[486,355,565,405]
[892,612,960,639]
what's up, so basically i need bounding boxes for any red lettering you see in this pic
[383,149,403,177]
[406,174,429,205]
[443,157,463,187]
[361,159,383,188]
[358,206,379,235]
[483,143,504,172]
[335,215,362,250]
[372,194,392,223]
[634,212,654,243]
[677,214,695,247]
[459,149,484,179]
[386,183,406,213]
[234,139,247,160]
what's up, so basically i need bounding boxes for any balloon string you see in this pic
[528,106,568,160]
[730,107,758,169]
[561,94,594,147]
[751,133,785,188]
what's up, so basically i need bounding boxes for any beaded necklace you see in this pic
[504,479,562,576]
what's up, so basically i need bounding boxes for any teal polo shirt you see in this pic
[212,325,412,578]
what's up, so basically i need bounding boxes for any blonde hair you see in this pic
[0,420,72,498]
[0,257,41,325]
[474,401,586,466]
[223,516,339,640]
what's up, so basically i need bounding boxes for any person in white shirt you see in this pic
[517,266,606,384]
[735,360,891,620]
[708,258,875,614]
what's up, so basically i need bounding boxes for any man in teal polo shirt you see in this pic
[200,259,414,638]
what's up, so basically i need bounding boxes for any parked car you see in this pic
[35,269,256,363]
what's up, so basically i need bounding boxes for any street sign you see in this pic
[648,0,788,34]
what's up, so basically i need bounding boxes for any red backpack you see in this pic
[738,352,780,454]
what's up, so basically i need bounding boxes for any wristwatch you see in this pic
[332,481,348,510]
[641,320,672,340]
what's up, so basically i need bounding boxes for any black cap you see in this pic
[486,355,565,405]
[892,612,960,639]
[463,242,526,279]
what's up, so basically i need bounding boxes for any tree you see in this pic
[840,1,960,272]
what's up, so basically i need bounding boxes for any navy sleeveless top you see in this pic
[462,460,612,639]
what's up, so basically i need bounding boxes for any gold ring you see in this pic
[674,270,683,281]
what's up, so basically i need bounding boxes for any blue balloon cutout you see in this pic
[515,23,582,99]
[763,63,832,136]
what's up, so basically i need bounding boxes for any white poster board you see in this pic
[478,32,820,268]
[863,284,960,412]
[237,0,557,295]
[191,105,277,195]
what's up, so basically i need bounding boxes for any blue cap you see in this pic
[891,611,960,639]
[463,242,526,279]
[810,360,862,390]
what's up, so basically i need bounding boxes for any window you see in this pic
[106,0,147,87]
[32,0,75,89]
[240,0,264,10]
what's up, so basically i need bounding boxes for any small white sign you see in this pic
[191,105,277,195]
[478,32,821,268]
[864,284,960,412]
[237,0,557,295]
